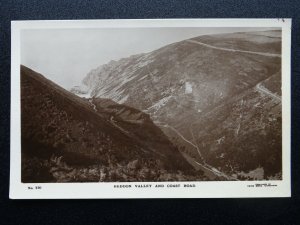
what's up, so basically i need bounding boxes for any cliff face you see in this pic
[21,65,204,183]
[72,30,282,180]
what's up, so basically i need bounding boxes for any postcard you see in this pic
[10,19,291,198]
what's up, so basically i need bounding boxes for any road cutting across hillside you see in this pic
[256,83,282,102]
[186,39,281,58]
[156,122,238,180]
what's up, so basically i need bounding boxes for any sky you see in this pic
[21,27,274,89]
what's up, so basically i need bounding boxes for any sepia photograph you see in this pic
[10,19,291,198]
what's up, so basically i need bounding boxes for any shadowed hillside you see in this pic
[21,65,207,182]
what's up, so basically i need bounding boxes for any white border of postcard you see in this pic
[10,19,291,199]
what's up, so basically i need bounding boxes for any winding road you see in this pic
[88,99,97,112]
[256,83,281,102]
[194,161,238,181]
[158,123,201,153]
[157,122,238,180]
[186,39,281,58]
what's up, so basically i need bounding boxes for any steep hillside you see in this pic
[72,30,282,180]
[21,66,205,182]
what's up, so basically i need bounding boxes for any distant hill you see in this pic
[21,65,206,182]
[72,30,282,180]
